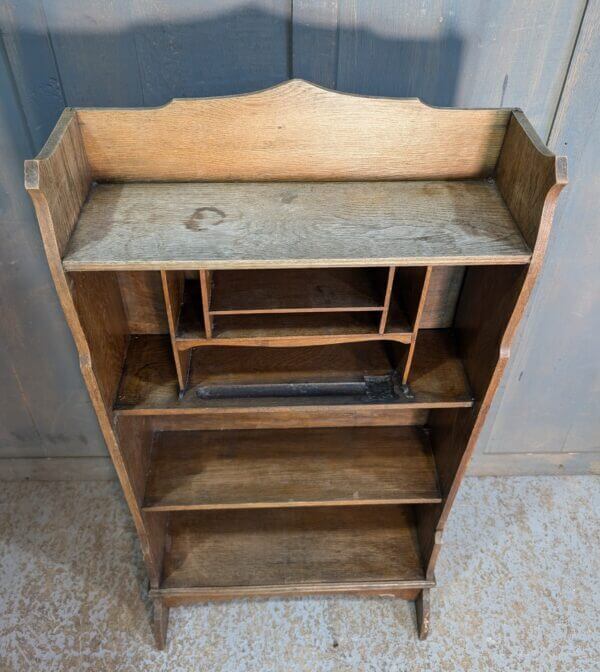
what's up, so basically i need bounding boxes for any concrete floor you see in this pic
[0,476,598,671]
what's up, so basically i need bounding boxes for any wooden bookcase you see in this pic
[25,80,566,648]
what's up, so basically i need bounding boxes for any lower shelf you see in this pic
[143,426,441,510]
[158,505,429,593]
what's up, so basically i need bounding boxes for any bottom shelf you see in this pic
[158,505,429,594]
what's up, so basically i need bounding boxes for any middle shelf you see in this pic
[114,329,473,413]
[143,426,441,511]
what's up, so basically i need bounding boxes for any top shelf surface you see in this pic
[62,180,531,271]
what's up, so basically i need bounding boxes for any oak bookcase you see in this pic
[25,80,566,648]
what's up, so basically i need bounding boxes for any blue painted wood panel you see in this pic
[473,0,600,466]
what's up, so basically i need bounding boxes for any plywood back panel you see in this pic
[76,80,510,182]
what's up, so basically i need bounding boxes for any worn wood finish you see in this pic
[419,266,465,328]
[160,271,191,391]
[146,407,429,431]
[415,113,568,560]
[161,506,426,590]
[76,80,510,181]
[26,80,566,647]
[210,268,385,313]
[378,267,397,333]
[143,427,441,510]
[178,278,411,348]
[155,586,424,607]
[152,599,169,651]
[68,271,129,413]
[115,333,473,412]
[399,267,432,384]
[24,111,165,587]
[61,180,530,271]
[198,270,213,339]
[118,272,168,334]
[416,588,431,640]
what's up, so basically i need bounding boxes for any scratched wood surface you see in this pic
[62,180,529,271]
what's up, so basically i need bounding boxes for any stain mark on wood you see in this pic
[185,207,226,231]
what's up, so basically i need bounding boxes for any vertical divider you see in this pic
[379,266,396,334]
[401,266,433,385]
[199,270,213,338]
[161,271,191,393]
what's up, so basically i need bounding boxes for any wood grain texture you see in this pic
[68,272,128,413]
[76,80,510,181]
[24,105,164,587]
[396,266,432,384]
[143,427,441,510]
[419,266,465,328]
[210,268,385,313]
[416,588,431,640]
[160,271,191,391]
[146,407,429,431]
[497,111,568,250]
[25,109,90,257]
[118,271,168,334]
[154,585,424,606]
[161,506,426,589]
[417,121,567,540]
[62,180,530,271]
[152,599,169,651]
[115,333,472,412]
[178,278,410,347]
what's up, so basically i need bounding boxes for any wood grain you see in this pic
[143,426,441,510]
[177,279,410,347]
[160,271,191,391]
[115,332,472,412]
[146,407,429,431]
[161,506,426,589]
[419,266,465,328]
[154,585,425,606]
[497,111,568,250]
[118,271,168,334]
[76,80,510,181]
[61,180,530,271]
[24,109,165,586]
[210,268,385,313]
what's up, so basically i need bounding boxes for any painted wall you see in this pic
[0,0,597,477]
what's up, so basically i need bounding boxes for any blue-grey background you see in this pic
[0,0,598,477]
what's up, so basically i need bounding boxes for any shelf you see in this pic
[62,181,531,271]
[114,330,473,413]
[143,426,441,511]
[177,279,411,347]
[210,268,385,313]
[159,505,428,591]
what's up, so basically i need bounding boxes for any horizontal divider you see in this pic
[142,426,441,511]
[158,505,429,591]
[114,330,473,414]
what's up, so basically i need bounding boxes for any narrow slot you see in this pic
[161,271,191,392]
[209,268,386,314]
[401,267,433,384]
[114,332,473,412]
[379,266,396,334]
[199,270,213,338]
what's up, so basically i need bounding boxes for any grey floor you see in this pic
[0,476,598,671]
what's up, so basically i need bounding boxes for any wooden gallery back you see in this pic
[25,80,566,648]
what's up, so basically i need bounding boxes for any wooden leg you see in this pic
[153,599,169,650]
[415,588,431,640]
